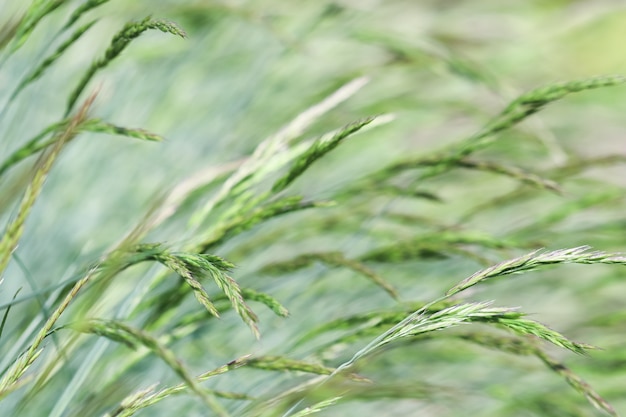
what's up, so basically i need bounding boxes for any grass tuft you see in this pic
[1,3,625,417]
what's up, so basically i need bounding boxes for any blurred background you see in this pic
[1,1,625,416]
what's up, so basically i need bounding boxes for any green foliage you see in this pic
[1,1,625,417]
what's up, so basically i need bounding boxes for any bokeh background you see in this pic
[1,1,625,416]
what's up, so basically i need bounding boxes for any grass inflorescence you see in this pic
[65,15,186,115]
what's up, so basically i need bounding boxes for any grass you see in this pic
[1,1,626,416]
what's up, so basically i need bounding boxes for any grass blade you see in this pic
[0,289,21,341]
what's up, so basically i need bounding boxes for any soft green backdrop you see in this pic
[1,1,625,416]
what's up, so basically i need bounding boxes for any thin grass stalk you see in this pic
[536,349,617,416]
[70,319,228,416]
[2,0,66,56]
[0,289,21,340]
[10,20,97,101]
[0,91,95,279]
[65,16,186,115]
[459,155,626,223]
[0,118,163,178]
[262,252,398,300]
[0,268,95,399]
[61,0,110,31]
[107,354,366,417]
